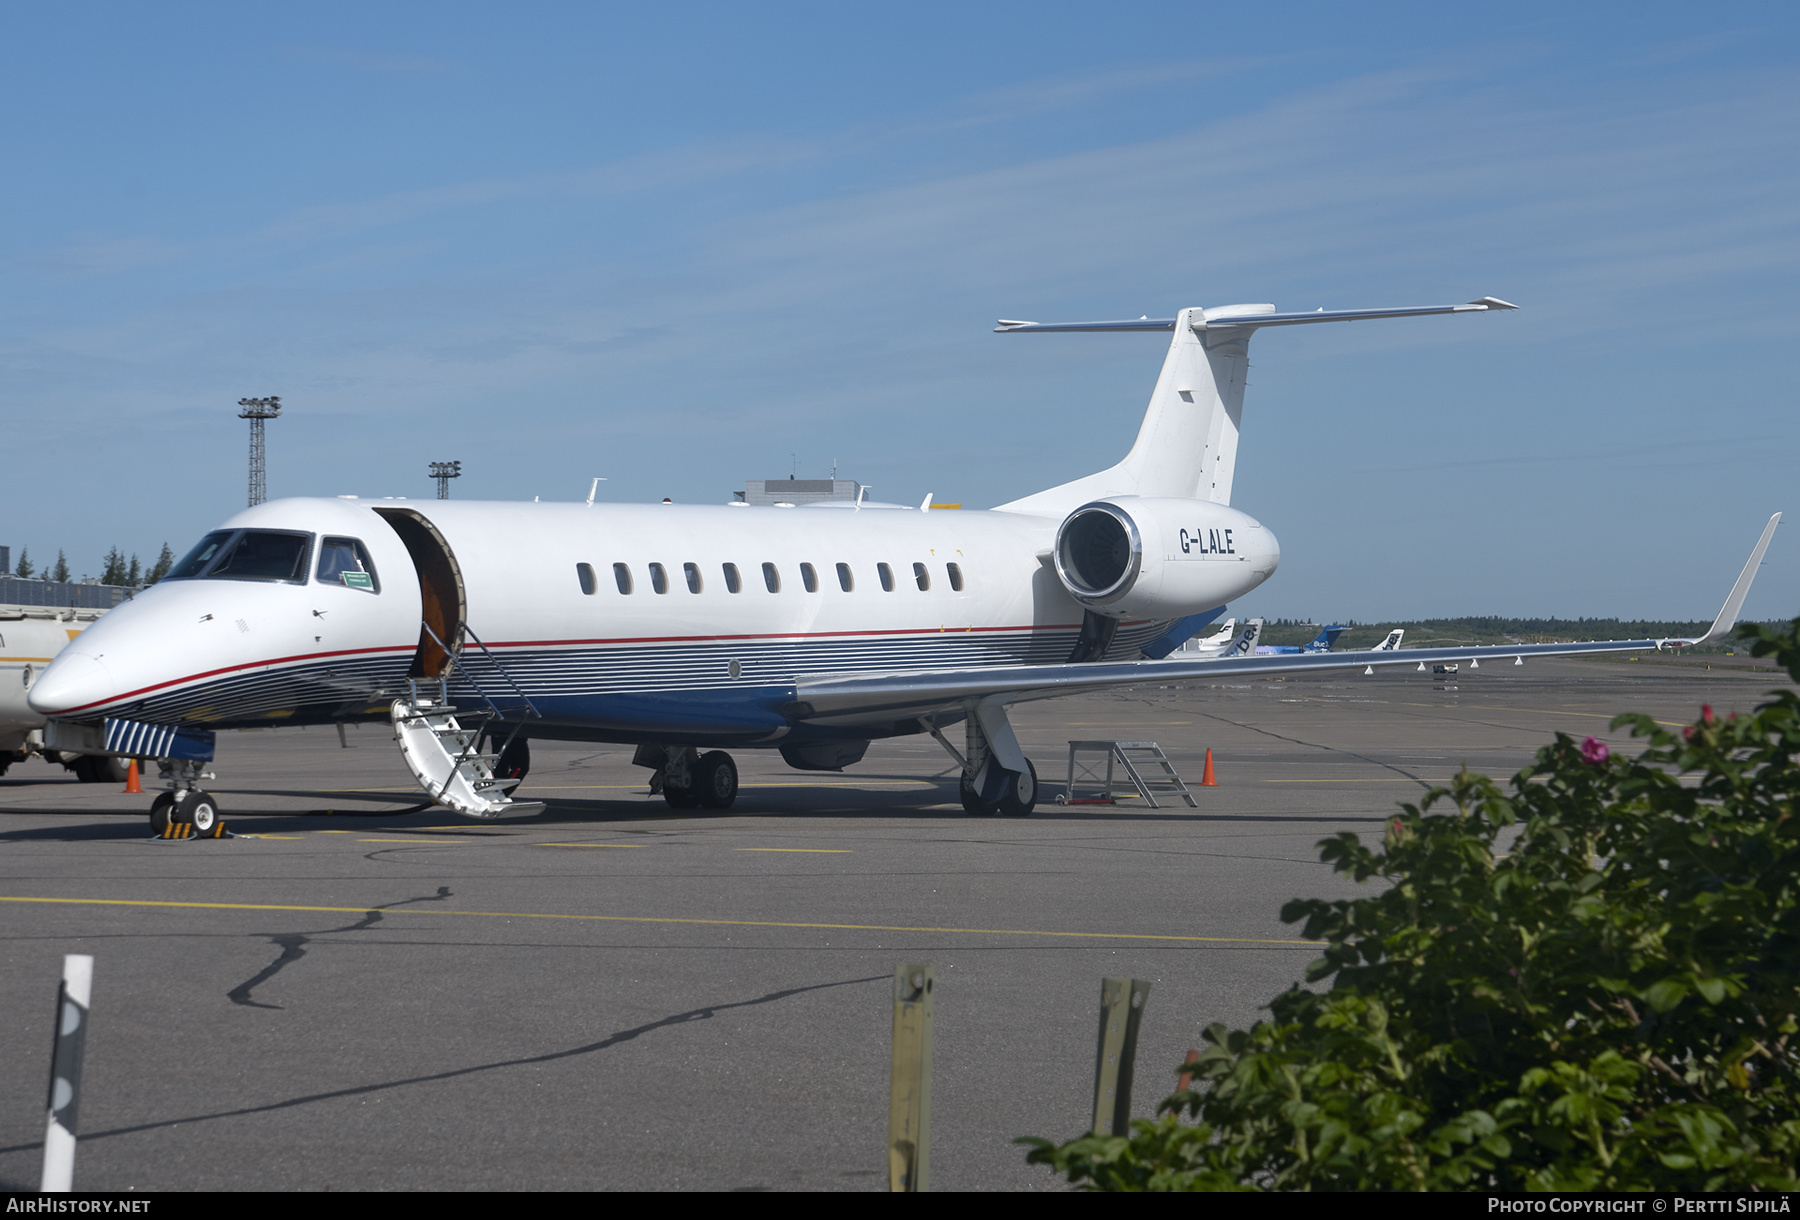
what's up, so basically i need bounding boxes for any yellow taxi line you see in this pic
[0,895,1317,946]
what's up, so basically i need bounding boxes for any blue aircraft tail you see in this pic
[1303,625,1349,653]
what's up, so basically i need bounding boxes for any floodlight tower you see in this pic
[430,461,463,499]
[237,396,282,507]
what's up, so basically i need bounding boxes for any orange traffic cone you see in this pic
[1200,748,1218,787]
[123,760,143,794]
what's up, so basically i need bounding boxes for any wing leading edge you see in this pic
[786,514,1781,729]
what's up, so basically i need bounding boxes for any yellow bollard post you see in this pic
[888,963,934,1191]
[1092,977,1152,1135]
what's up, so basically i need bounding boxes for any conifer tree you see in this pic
[51,550,69,583]
[148,542,174,584]
[100,547,126,585]
[13,547,31,578]
[126,553,142,586]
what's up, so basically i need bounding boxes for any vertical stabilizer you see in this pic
[991,296,1515,519]
[996,307,1250,516]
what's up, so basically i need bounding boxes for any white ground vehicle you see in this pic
[0,605,127,781]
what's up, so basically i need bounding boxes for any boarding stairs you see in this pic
[1057,740,1198,809]
[391,622,546,819]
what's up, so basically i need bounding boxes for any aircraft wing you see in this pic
[787,513,1780,729]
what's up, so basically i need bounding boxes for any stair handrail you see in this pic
[458,621,542,720]
[418,620,541,723]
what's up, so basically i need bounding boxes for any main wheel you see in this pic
[149,792,174,835]
[177,790,220,834]
[497,736,530,782]
[993,760,1039,818]
[960,772,992,816]
[661,771,701,808]
[694,751,739,809]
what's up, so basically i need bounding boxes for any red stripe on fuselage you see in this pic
[45,622,1115,716]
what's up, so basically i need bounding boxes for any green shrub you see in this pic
[1022,619,1800,1191]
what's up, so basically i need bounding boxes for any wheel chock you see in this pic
[152,821,232,841]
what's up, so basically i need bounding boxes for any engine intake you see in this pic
[1055,503,1141,603]
[1052,497,1279,620]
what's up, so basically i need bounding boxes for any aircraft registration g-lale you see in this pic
[26,298,1783,834]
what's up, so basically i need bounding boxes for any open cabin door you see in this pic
[373,507,468,678]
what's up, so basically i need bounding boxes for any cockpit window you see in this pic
[166,532,237,579]
[318,537,379,592]
[167,530,313,583]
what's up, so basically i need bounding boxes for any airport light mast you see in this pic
[237,396,282,507]
[430,461,462,499]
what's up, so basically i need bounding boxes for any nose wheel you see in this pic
[148,759,223,836]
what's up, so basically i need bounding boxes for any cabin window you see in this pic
[800,562,818,592]
[649,563,669,594]
[318,537,380,592]
[169,529,312,584]
[684,562,703,594]
[947,562,964,592]
[762,562,781,593]
[723,563,742,593]
[836,562,854,592]
[576,563,597,595]
[877,562,895,592]
[613,563,633,594]
[913,562,929,591]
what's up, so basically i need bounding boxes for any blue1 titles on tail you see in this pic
[28,297,1780,824]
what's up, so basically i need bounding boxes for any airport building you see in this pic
[736,478,862,506]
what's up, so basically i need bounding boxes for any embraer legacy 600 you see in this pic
[27,299,1782,833]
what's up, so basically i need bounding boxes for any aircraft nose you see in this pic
[27,651,119,718]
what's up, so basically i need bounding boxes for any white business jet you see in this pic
[26,298,1781,832]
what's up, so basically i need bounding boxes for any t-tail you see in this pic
[993,298,1517,519]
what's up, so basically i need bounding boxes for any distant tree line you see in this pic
[9,543,176,586]
[1259,617,1782,651]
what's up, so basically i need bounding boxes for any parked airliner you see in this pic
[26,298,1781,831]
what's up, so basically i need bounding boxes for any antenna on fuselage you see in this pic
[586,477,607,506]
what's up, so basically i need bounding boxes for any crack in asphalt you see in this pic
[226,886,454,1009]
[1,973,888,1150]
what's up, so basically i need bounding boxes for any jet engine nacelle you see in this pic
[1052,497,1280,620]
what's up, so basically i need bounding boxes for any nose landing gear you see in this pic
[148,759,221,836]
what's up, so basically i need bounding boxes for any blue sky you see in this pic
[3,3,1795,620]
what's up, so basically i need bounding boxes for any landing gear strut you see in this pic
[639,745,739,809]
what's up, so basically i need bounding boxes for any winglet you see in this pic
[1692,513,1782,644]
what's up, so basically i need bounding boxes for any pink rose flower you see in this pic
[1580,737,1610,765]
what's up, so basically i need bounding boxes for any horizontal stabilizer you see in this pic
[995,298,1517,334]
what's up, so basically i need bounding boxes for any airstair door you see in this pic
[373,507,468,678]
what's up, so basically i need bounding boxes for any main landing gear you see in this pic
[927,707,1039,818]
[959,759,1039,818]
[637,745,739,809]
[148,760,220,835]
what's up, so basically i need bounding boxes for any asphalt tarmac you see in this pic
[0,653,1789,1191]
